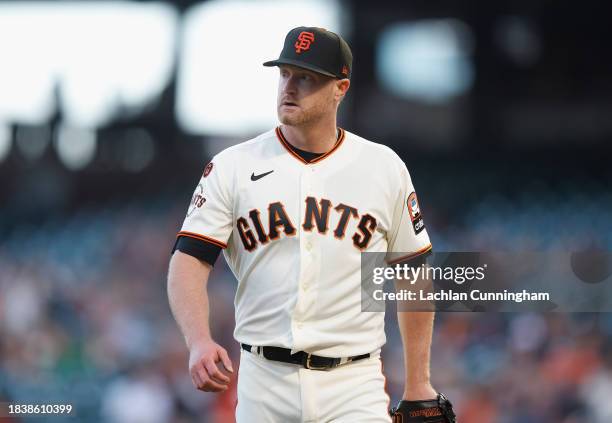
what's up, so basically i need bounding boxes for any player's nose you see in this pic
[282,75,299,94]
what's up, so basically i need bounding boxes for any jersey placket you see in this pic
[291,164,321,352]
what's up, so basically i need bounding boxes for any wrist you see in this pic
[187,334,213,350]
[403,382,437,401]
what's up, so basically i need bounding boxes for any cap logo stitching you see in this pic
[341,65,349,76]
[295,31,315,54]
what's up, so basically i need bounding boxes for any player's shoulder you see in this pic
[343,129,407,169]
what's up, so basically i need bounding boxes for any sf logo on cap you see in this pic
[295,31,315,53]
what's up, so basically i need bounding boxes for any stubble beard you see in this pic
[278,99,335,127]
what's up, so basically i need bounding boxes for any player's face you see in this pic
[277,65,340,126]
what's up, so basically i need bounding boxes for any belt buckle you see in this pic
[305,353,328,370]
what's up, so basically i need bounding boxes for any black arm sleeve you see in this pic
[172,236,223,267]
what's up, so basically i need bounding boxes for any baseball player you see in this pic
[167,26,455,422]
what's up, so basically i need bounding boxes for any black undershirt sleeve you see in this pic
[172,236,222,266]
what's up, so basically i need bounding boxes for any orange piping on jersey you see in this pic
[276,126,306,163]
[387,243,433,266]
[275,126,345,164]
[177,231,228,249]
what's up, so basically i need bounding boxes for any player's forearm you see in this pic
[397,310,435,394]
[167,251,214,349]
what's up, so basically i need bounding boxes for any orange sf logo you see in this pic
[294,31,315,53]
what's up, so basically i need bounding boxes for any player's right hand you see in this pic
[188,339,234,392]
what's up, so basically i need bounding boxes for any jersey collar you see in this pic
[275,126,346,165]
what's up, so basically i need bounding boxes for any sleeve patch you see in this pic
[407,192,425,234]
[203,161,214,177]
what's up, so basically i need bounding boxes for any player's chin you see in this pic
[278,111,302,126]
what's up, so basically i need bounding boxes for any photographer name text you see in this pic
[373,288,550,303]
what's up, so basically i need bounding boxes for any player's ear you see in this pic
[334,78,350,101]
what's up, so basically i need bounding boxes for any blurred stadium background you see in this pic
[1,0,611,422]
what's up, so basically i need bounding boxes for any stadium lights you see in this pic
[0,2,177,128]
[54,126,97,171]
[377,19,475,104]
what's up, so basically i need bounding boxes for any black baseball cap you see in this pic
[263,26,352,79]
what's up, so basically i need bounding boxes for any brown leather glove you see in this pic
[389,393,456,423]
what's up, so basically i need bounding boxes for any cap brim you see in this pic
[263,58,337,78]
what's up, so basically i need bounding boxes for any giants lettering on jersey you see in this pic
[237,196,377,252]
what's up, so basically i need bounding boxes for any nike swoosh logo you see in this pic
[251,170,274,181]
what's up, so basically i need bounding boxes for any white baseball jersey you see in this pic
[177,127,431,357]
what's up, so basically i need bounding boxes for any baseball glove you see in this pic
[389,393,456,423]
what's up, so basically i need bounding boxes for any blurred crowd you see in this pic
[1,184,611,423]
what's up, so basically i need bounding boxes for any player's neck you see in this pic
[280,121,339,154]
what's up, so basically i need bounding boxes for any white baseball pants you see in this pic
[236,348,392,423]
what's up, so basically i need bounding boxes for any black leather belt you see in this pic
[241,343,370,371]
